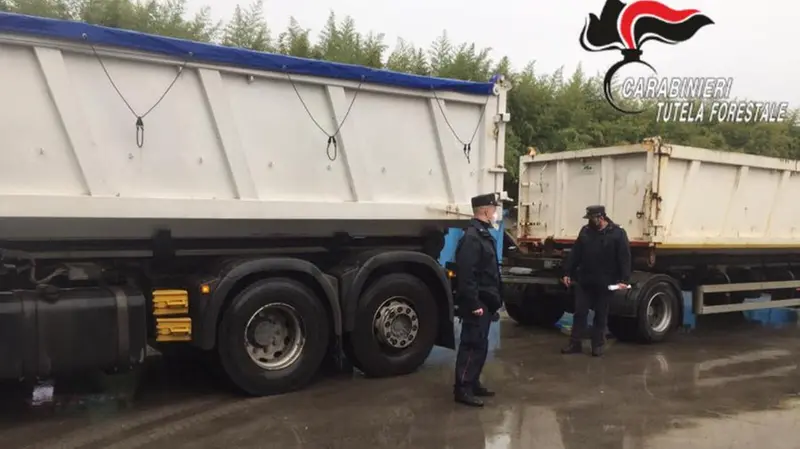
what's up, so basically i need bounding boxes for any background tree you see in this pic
[385,38,429,75]
[276,17,313,58]
[222,0,271,51]
[2,0,798,193]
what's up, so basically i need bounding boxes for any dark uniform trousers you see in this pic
[454,308,492,393]
[570,283,612,348]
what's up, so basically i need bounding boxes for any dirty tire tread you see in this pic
[504,302,534,326]
[611,280,679,344]
[505,288,566,328]
[346,273,438,378]
[637,281,679,344]
[502,286,532,325]
[217,278,329,396]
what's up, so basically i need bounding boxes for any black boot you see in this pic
[561,341,582,354]
[473,385,495,397]
[454,391,484,407]
[592,345,604,357]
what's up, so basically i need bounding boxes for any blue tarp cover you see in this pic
[0,12,497,96]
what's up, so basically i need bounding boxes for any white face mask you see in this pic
[491,208,502,230]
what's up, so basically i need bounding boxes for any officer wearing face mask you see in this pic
[561,205,631,357]
[452,193,503,407]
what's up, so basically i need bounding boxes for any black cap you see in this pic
[583,205,606,218]
[471,193,499,208]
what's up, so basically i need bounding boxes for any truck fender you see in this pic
[195,258,342,350]
[340,250,455,349]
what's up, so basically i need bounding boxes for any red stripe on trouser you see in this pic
[460,350,473,384]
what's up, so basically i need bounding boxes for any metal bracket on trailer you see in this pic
[693,280,800,315]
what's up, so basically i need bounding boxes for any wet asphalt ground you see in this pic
[1,312,800,449]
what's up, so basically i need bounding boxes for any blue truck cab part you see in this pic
[438,210,507,266]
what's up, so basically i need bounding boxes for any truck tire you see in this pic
[345,273,438,377]
[505,288,566,328]
[217,278,329,396]
[609,280,678,343]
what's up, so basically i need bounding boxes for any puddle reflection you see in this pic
[489,346,799,449]
[1,307,799,449]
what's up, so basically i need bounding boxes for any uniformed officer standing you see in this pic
[561,205,631,357]
[453,193,503,407]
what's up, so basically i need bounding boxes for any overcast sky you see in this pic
[185,0,796,106]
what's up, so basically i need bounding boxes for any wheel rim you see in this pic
[373,296,419,350]
[244,303,305,370]
[646,291,673,334]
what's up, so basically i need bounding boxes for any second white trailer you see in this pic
[504,137,800,343]
[517,138,800,248]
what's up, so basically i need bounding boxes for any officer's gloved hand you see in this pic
[491,311,500,322]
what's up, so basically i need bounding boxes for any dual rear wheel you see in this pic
[216,274,439,396]
[608,280,679,343]
[344,273,439,377]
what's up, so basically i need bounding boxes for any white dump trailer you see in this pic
[503,137,800,343]
[0,12,509,395]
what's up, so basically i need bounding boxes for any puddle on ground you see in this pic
[2,319,499,418]
[3,291,796,427]
[0,368,142,429]
[2,317,800,449]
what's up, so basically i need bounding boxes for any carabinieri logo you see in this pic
[579,0,714,113]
